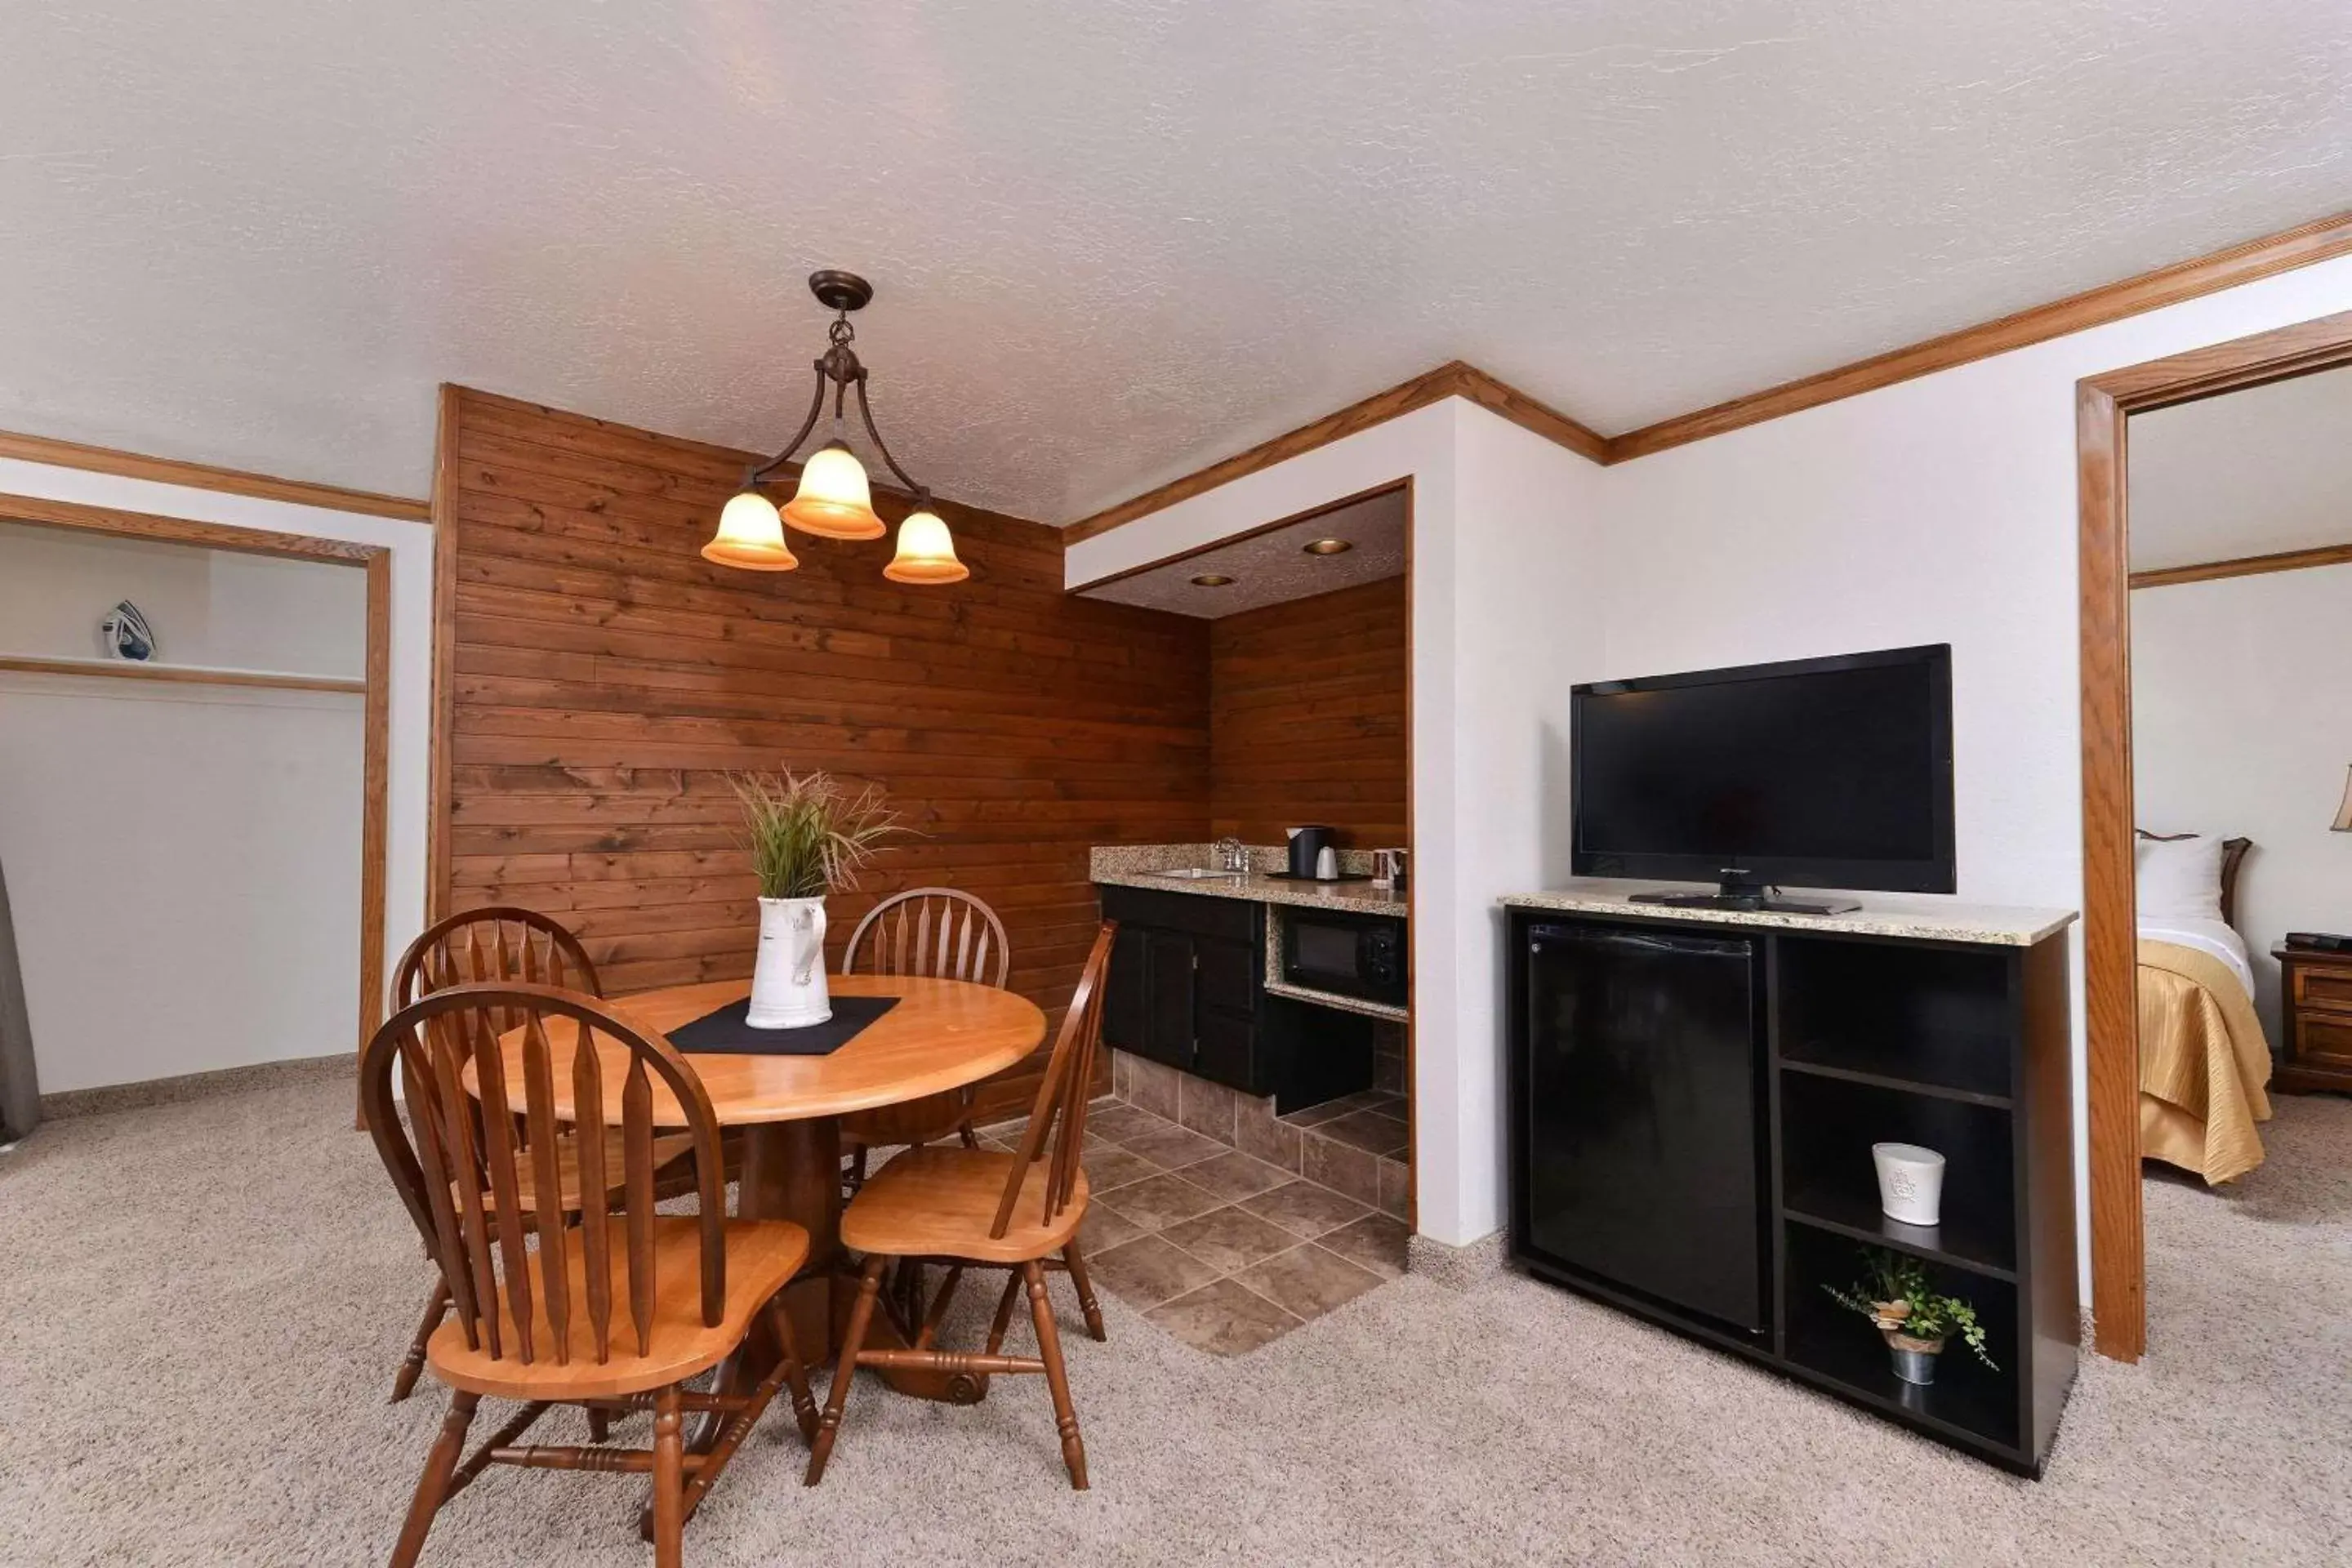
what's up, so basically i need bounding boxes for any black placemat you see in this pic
[666,993,900,1056]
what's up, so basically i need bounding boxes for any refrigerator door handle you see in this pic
[1531,926,1751,959]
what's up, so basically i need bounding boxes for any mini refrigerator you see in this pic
[1510,922,1769,1334]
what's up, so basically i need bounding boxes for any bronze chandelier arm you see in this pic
[852,374,929,501]
[746,363,831,485]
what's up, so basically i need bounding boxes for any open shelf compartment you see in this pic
[1778,1069,2016,1277]
[1781,1222,2022,1457]
[1775,935,2015,1101]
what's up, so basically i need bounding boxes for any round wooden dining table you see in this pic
[488,973,1044,1412]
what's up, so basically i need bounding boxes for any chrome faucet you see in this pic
[1214,836,1249,873]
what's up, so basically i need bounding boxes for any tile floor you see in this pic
[1281,1089,1410,1219]
[974,1100,1410,1356]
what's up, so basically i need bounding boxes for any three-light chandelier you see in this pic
[702,270,967,584]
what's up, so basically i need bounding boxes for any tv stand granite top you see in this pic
[1499,879,2076,947]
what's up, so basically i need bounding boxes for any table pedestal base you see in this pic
[736,1118,990,1405]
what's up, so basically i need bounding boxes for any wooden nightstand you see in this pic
[2274,942,2352,1094]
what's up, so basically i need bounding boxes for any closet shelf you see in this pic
[0,654,363,695]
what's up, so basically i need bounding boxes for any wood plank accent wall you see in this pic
[436,388,1209,1116]
[1208,577,1407,847]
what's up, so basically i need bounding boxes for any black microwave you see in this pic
[1280,906,1407,1007]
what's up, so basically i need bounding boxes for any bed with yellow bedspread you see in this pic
[2138,938,2274,1184]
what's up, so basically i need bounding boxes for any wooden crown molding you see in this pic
[1609,207,2352,461]
[1066,207,2352,546]
[0,488,385,563]
[0,427,430,523]
[1063,362,1607,544]
[2128,538,2352,590]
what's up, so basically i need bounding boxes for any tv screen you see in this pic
[1570,644,1954,894]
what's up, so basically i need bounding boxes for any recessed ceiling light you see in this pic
[1190,573,1236,587]
[1303,537,1353,555]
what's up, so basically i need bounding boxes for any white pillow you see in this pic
[2136,834,2225,924]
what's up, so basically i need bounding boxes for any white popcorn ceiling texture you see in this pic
[1081,488,1407,618]
[2,2,2350,523]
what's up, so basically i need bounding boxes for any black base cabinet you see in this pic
[1099,884,1377,1108]
[1505,906,2077,1476]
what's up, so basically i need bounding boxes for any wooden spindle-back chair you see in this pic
[360,982,815,1568]
[837,889,1106,1343]
[394,905,603,1009]
[842,884,1006,1165]
[806,922,1118,1490]
[836,888,1011,1175]
[384,906,698,1405]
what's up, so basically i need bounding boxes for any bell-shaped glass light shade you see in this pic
[884,506,969,584]
[781,441,885,540]
[701,489,799,570]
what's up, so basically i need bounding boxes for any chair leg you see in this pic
[805,1254,885,1486]
[1024,1259,1088,1490]
[768,1297,820,1446]
[651,1386,684,1568]
[587,1406,611,1443]
[390,1388,477,1568]
[1062,1241,1107,1342]
[984,1268,1023,1355]
[390,1279,450,1403]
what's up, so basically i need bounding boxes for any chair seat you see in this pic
[841,1147,1086,1263]
[457,1129,697,1215]
[426,1216,808,1400]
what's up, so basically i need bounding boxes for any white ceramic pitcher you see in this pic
[746,895,831,1028]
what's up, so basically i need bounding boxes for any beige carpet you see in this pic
[3,1067,2348,1566]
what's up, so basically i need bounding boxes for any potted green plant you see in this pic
[730,770,902,1029]
[1824,1249,1996,1386]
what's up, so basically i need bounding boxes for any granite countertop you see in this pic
[1499,879,2075,947]
[1092,844,1409,918]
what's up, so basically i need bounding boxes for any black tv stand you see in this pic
[1626,871,1860,916]
[1503,898,2078,1475]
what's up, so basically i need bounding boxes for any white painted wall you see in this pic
[1431,407,1606,1241]
[0,519,368,675]
[1596,254,2352,1286]
[0,459,432,1091]
[2132,564,2352,1023]
[1071,251,2352,1276]
[0,677,362,1091]
[2127,366,2352,571]
[1067,401,1610,1247]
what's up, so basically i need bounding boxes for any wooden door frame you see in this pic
[2077,308,2352,1361]
[0,489,394,1058]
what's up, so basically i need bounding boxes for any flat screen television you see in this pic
[1570,644,1954,911]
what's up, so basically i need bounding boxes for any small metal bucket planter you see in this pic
[1884,1330,1945,1385]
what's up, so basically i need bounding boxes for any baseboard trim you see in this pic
[1405,1230,1506,1289]
[39,1052,354,1120]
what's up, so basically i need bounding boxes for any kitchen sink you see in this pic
[1146,866,1249,880]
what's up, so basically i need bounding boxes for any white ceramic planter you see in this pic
[1872,1141,1946,1226]
[746,895,831,1028]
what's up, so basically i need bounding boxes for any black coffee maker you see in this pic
[1285,825,1335,879]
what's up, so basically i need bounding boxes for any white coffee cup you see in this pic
[1315,844,1339,880]
[1872,1142,1946,1227]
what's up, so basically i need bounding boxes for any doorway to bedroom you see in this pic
[2078,328,2352,1363]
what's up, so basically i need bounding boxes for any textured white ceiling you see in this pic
[2128,366,2352,572]
[4,2,2350,520]
[1082,488,1406,617]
